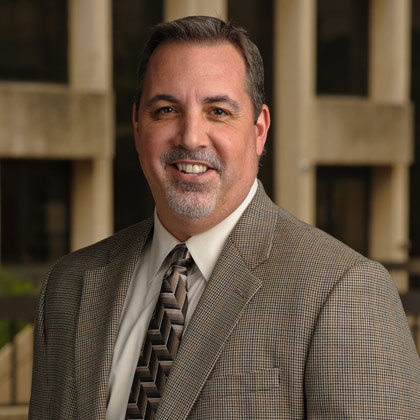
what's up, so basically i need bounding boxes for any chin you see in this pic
[166,191,217,219]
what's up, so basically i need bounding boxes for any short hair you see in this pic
[134,15,265,122]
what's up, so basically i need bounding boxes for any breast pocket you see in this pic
[191,368,284,420]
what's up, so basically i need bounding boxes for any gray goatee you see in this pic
[161,148,224,218]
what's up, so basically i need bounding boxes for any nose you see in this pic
[176,111,209,151]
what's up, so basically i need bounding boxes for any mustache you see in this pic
[160,148,224,172]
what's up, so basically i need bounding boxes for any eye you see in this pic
[152,105,177,119]
[157,106,175,114]
[210,107,229,117]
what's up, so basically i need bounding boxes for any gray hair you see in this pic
[134,15,265,122]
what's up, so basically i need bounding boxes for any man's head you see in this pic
[133,16,270,241]
[134,16,265,123]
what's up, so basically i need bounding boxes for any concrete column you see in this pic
[69,0,113,91]
[369,0,411,102]
[273,0,316,224]
[389,165,411,262]
[370,165,410,291]
[164,0,227,21]
[0,325,33,405]
[370,166,410,261]
[369,0,412,290]
[68,0,114,250]
[71,159,113,251]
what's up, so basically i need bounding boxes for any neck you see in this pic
[156,209,231,242]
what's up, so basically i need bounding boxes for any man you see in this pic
[30,16,420,420]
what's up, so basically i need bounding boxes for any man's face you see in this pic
[134,41,269,239]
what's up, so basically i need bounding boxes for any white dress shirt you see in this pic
[106,179,258,420]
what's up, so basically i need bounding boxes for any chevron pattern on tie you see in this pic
[127,244,193,420]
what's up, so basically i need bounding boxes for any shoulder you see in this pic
[239,183,375,282]
[251,192,391,300]
[274,205,366,269]
[44,217,153,294]
[53,218,152,273]
[38,218,153,328]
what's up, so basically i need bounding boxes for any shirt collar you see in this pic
[150,179,258,283]
[148,215,179,283]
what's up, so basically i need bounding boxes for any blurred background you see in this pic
[0,0,420,418]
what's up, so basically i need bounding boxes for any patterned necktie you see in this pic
[126,244,194,420]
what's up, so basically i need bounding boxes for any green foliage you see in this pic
[0,266,41,349]
[0,266,39,296]
[0,266,40,296]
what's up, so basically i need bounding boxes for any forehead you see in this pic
[142,41,248,97]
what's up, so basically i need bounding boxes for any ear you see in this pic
[132,103,140,150]
[254,104,270,156]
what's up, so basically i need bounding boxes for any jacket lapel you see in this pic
[157,184,277,419]
[75,219,153,420]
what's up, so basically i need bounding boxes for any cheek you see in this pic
[137,140,161,181]
[137,130,164,161]
[139,123,175,154]
[208,127,241,156]
[223,133,257,164]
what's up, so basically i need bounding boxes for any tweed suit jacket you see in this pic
[30,183,420,419]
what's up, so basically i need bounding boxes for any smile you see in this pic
[174,163,209,175]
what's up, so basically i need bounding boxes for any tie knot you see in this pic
[169,244,193,268]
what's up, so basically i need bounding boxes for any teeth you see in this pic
[175,163,208,174]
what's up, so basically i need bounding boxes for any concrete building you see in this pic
[275,0,413,291]
[1,0,114,257]
[0,0,419,412]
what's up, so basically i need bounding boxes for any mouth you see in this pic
[174,162,210,175]
[161,149,223,179]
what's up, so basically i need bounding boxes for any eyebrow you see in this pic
[145,94,180,108]
[203,95,240,113]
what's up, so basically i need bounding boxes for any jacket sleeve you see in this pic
[29,271,51,420]
[305,260,420,419]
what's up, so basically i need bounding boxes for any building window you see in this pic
[317,0,369,95]
[0,0,67,82]
[1,159,70,266]
[316,166,371,256]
